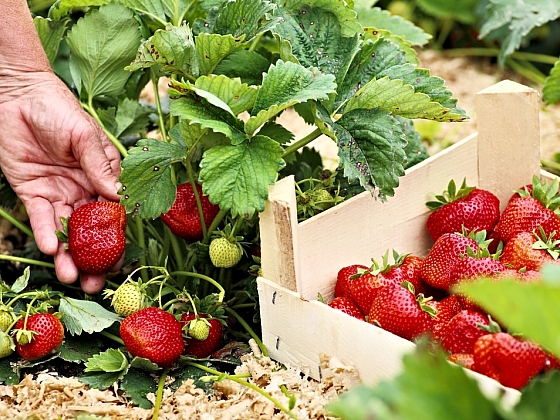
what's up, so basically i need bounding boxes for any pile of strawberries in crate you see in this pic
[327,176,560,390]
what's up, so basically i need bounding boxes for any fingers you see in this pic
[53,244,79,285]
[80,273,106,295]
[24,197,60,256]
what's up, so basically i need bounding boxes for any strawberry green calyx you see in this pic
[528,175,560,212]
[426,178,476,210]
[532,226,560,259]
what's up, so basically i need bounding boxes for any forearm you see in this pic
[0,0,51,72]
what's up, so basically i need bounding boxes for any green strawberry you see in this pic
[209,237,243,268]
[0,310,14,332]
[106,283,145,317]
[187,318,210,341]
[0,331,14,358]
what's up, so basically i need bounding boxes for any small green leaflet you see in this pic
[10,267,30,294]
[193,75,258,116]
[199,135,285,218]
[126,22,199,77]
[246,60,337,135]
[59,335,105,363]
[214,49,271,86]
[66,3,142,99]
[119,139,185,219]
[34,17,69,66]
[283,0,362,37]
[345,76,467,122]
[48,0,111,20]
[196,33,241,76]
[335,108,406,200]
[479,0,560,66]
[356,6,432,46]
[207,0,278,40]
[543,60,560,105]
[59,297,121,335]
[516,371,560,419]
[455,275,560,359]
[97,98,152,139]
[122,0,190,27]
[170,96,247,145]
[121,368,158,409]
[85,348,129,373]
[363,28,419,65]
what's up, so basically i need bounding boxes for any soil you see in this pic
[1,50,560,419]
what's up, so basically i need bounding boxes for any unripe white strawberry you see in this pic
[209,237,242,268]
[187,318,210,341]
[0,331,14,359]
[0,310,14,332]
[110,283,145,317]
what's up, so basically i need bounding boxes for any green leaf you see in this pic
[515,370,560,419]
[454,274,560,358]
[59,297,121,335]
[170,95,246,145]
[246,60,336,135]
[121,368,158,409]
[214,49,271,86]
[85,348,129,373]
[398,116,429,169]
[130,357,161,372]
[98,99,152,139]
[122,0,189,26]
[328,343,501,420]
[48,0,111,20]
[257,121,294,145]
[0,354,21,386]
[479,0,560,66]
[11,267,30,294]
[543,60,560,106]
[80,370,126,390]
[66,3,142,99]
[195,33,241,76]
[202,0,278,40]
[59,335,104,363]
[345,76,467,122]
[272,5,361,93]
[283,0,362,37]
[119,139,186,218]
[356,6,432,45]
[363,27,419,65]
[335,108,406,200]
[34,16,68,65]
[126,22,199,77]
[199,135,285,218]
[416,0,479,25]
[194,75,258,116]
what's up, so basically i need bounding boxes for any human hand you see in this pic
[0,70,122,294]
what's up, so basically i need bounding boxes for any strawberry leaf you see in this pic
[363,28,419,65]
[516,370,560,418]
[125,22,198,77]
[85,348,128,373]
[59,298,121,335]
[33,16,68,65]
[80,370,127,390]
[97,98,152,139]
[121,368,158,409]
[48,0,111,20]
[543,60,560,106]
[245,61,337,135]
[59,335,105,363]
[345,76,467,122]
[121,0,189,26]
[356,6,432,46]
[196,33,241,77]
[119,139,185,218]
[214,49,271,85]
[66,3,142,99]
[335,108,406,200]
[199,135,284,218]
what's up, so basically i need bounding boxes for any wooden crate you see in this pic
[257,80,551,406]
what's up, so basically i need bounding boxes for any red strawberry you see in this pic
[493,268,541,283]
[120,307,184,366]
[448,247,507,288]
[161,183,220,242]
[426,179,500,242]
[425,294,462,342]
[493,176,560,245]
[500,228,559,271]
[334,264,369,299]
[67,202,127,274]
[180,313,223,358]
[14,313,64,361]
[349,269,398,315]
[382,252,430,296]
[328,297,366,321]
[543,351,560,372]
[368,283,434,342]
[420,231,483,291]
[447,353,475,370]
[473,332,545,390]
[441,310,490,354]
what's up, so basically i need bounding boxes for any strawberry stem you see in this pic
[100,330,125,346]
[152,367,169,420]
[170,271,225,303]
[225,306,268,357]
[134,217,149,283]
[0,255,54,269]
[0,207,34,238]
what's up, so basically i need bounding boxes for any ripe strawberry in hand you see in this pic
[334,264,369,299]
[14,313,64,361]
[500,228,560,272]
[473,332,545,390]
[65,202,127,275]
[181,313,223,358]
[368,282,435,342]
[494,176,560,245]
[328,296,366,321]
[161,183,220,242]
[120,307,184,367]
[441,310,490,354]
[426,179,500,242]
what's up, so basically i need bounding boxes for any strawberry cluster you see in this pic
[328,176,560,390]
